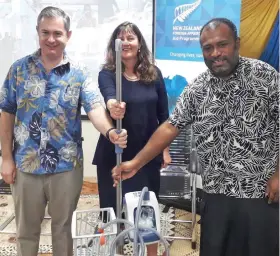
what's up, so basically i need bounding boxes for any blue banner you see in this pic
[155,0,242,62]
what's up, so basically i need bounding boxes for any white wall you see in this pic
[82,120,99,178]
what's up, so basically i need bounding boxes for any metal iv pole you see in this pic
[115,38,124,255]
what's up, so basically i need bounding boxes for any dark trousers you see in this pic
[200,193,279,256]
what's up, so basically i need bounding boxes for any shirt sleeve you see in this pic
[80,72,103,114]
[0,65,17,115]
[155,67,169,124]
[168,83,194,130]
[98,69,116,104]
[268,68,279,157]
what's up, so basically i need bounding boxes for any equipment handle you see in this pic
[115,130,123,154]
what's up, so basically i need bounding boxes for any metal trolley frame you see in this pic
[159,127,201,249]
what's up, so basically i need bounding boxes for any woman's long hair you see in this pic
[102,21,158,83]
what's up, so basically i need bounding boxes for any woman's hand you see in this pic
[162,147,172,168]
[107,99,126,120]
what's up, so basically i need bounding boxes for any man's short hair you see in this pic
[37,6,70,32]
[200,18,238,40]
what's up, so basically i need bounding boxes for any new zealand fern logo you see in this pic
[173,0,202,24]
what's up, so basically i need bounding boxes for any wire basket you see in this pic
[72,208,117,256]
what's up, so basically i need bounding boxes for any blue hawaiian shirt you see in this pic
[0,50,101,174]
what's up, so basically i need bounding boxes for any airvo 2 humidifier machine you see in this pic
[123,190,161,245]
[99,187,169,256]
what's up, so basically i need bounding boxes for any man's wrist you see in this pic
[2,155,14,162]
[1,149,13,161]
[133,157,143,172]
[105,127,115,140]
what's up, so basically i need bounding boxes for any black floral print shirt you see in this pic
[169,57,279,198]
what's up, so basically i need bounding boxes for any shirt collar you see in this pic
[30,49,71,68]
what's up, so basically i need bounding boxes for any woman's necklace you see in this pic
[123,72,139,81]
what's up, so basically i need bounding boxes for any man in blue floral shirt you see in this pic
[0,6,127,256]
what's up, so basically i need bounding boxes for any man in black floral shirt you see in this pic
[113,18,279,256]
